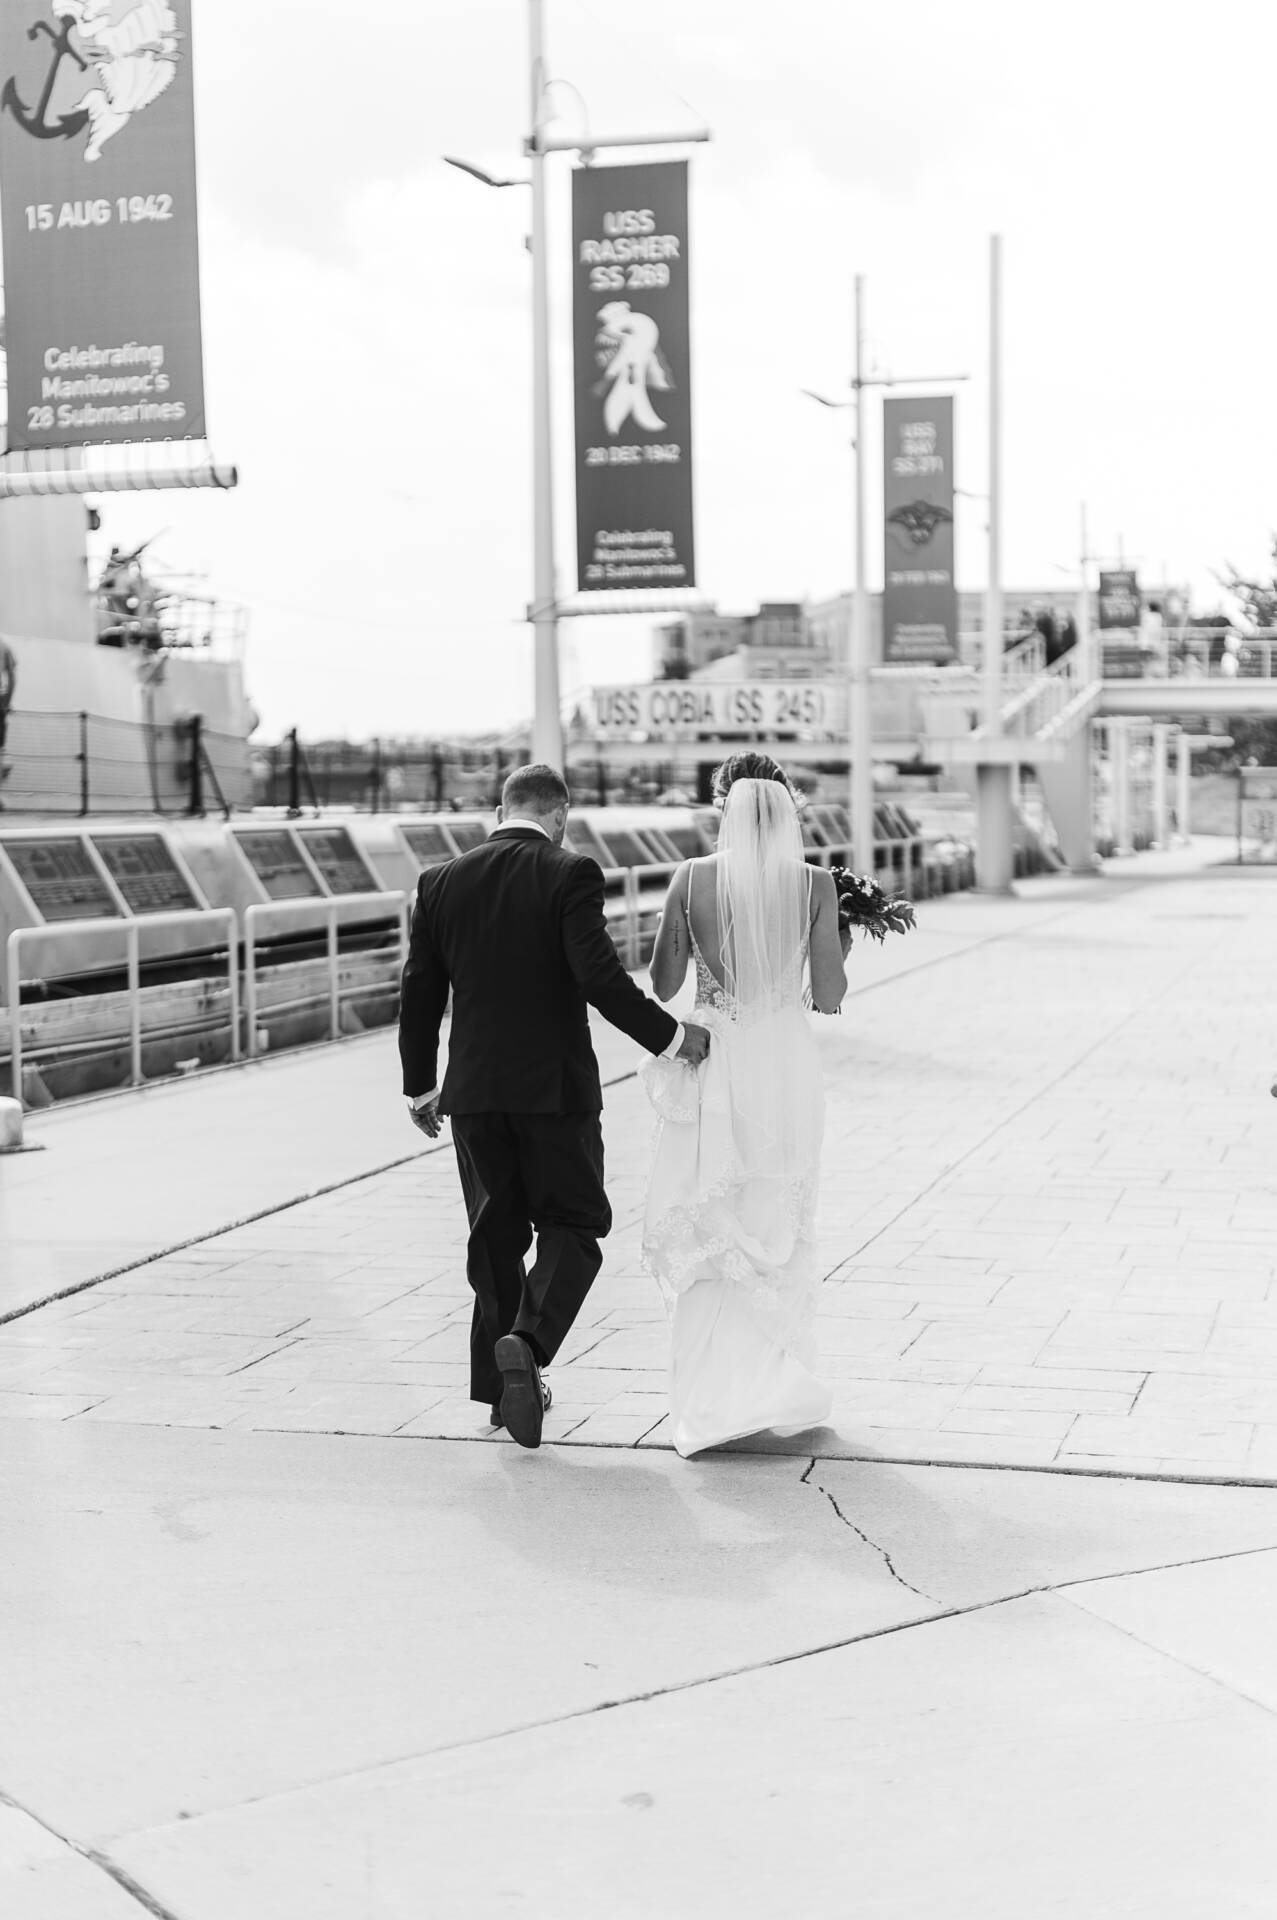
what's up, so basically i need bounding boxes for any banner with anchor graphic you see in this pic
[572,160,695,594]
[0,1,206,452]
[882,395,957,665]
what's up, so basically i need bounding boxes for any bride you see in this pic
[641,754,849,1458]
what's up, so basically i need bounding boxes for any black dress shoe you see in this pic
[494,1334,550,1449]
[489,1380,551,1433]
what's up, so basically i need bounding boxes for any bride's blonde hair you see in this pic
[710,751,802,811]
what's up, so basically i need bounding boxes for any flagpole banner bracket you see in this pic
[0,0,207,454]
[571,159,695,596]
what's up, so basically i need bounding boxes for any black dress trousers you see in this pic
[451,1111,613,1404]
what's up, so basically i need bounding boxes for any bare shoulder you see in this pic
[809,865,837,912]
[681,852,721,900]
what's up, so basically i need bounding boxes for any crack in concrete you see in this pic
[800,1457,937,1600]
[101,1536,1277,1848]
[0,1786,181,1920]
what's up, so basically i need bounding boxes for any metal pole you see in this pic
[974,232,1014,893]
[1151,722,1169,848]
[78,710,90,817]
[850,272,874,875]
[226,919,240,1064]
[327,903,340,1040]
[529,0,563,771]
[1077,502,1092,684]
[7,932,22,1103]
[1113,719,1131,855]
[287,728,301,818]
[1177,731,1191,842]
[984,234,1003,731]
[188,714,204,816]
[244,907,259,1058]
[127,920,142,1086]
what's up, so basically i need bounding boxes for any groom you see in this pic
[399,764,710,1449]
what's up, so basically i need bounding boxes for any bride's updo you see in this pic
[710,751,801,810]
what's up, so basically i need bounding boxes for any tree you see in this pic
[1217,536,1277,630]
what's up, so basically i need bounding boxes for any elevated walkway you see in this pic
[916,643,1277,874]
[916,629,1277,769]
[1098,675,1277,717]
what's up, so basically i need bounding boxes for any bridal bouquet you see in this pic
[830,867,917,943]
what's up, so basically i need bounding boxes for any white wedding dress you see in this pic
[641,787,834,1458]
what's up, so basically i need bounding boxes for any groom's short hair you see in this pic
[502,763,571,816]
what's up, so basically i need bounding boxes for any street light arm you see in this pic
[443,155,529,189]
[873,373,971,389]
[800,388,853,409]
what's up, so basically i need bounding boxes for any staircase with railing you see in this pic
[920,644,1103,766]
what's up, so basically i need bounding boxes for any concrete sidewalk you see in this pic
[3,841,1277,1917]
[7,841,1276,1483]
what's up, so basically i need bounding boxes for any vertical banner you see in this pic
[1098,570,1141,629]
[0,0,206,452]
[882,395,957,664]
[572,160,694,593]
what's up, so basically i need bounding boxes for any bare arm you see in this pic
[649,861,692,1004]
[808,867,848,1014]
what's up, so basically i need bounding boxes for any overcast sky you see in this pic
[95,0,1277,740]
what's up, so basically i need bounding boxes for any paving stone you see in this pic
[4,849,1277,1489]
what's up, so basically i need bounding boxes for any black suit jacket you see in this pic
[398,826,679,1114]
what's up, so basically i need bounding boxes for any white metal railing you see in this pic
[244,891,410,1058]
[6,908,238,1101]
[601,841,930,973]
[1142,631,1277,681]
[962,651,1101,747]
[5,845,957,1104]
[1001,632,1048,684]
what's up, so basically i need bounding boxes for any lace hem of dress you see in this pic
[640,1053,702,1124]
[642,1156,821,1350]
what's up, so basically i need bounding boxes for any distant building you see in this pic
[655,602,821,681]
[650,584,1196,688]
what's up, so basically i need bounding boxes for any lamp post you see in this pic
[973,231,1014,893]
[527,0,562,770]
[804,276,966,874]
[444,3,563,772]
[448,1,711,778]
[984,233,1003,736]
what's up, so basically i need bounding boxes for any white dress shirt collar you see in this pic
[492,818,552,839]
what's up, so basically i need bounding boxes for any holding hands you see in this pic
[676,1022,711,1067]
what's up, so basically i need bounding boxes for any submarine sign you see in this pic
[572,160,695,594]
[589,682,846,738]
[0,0,206,451]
